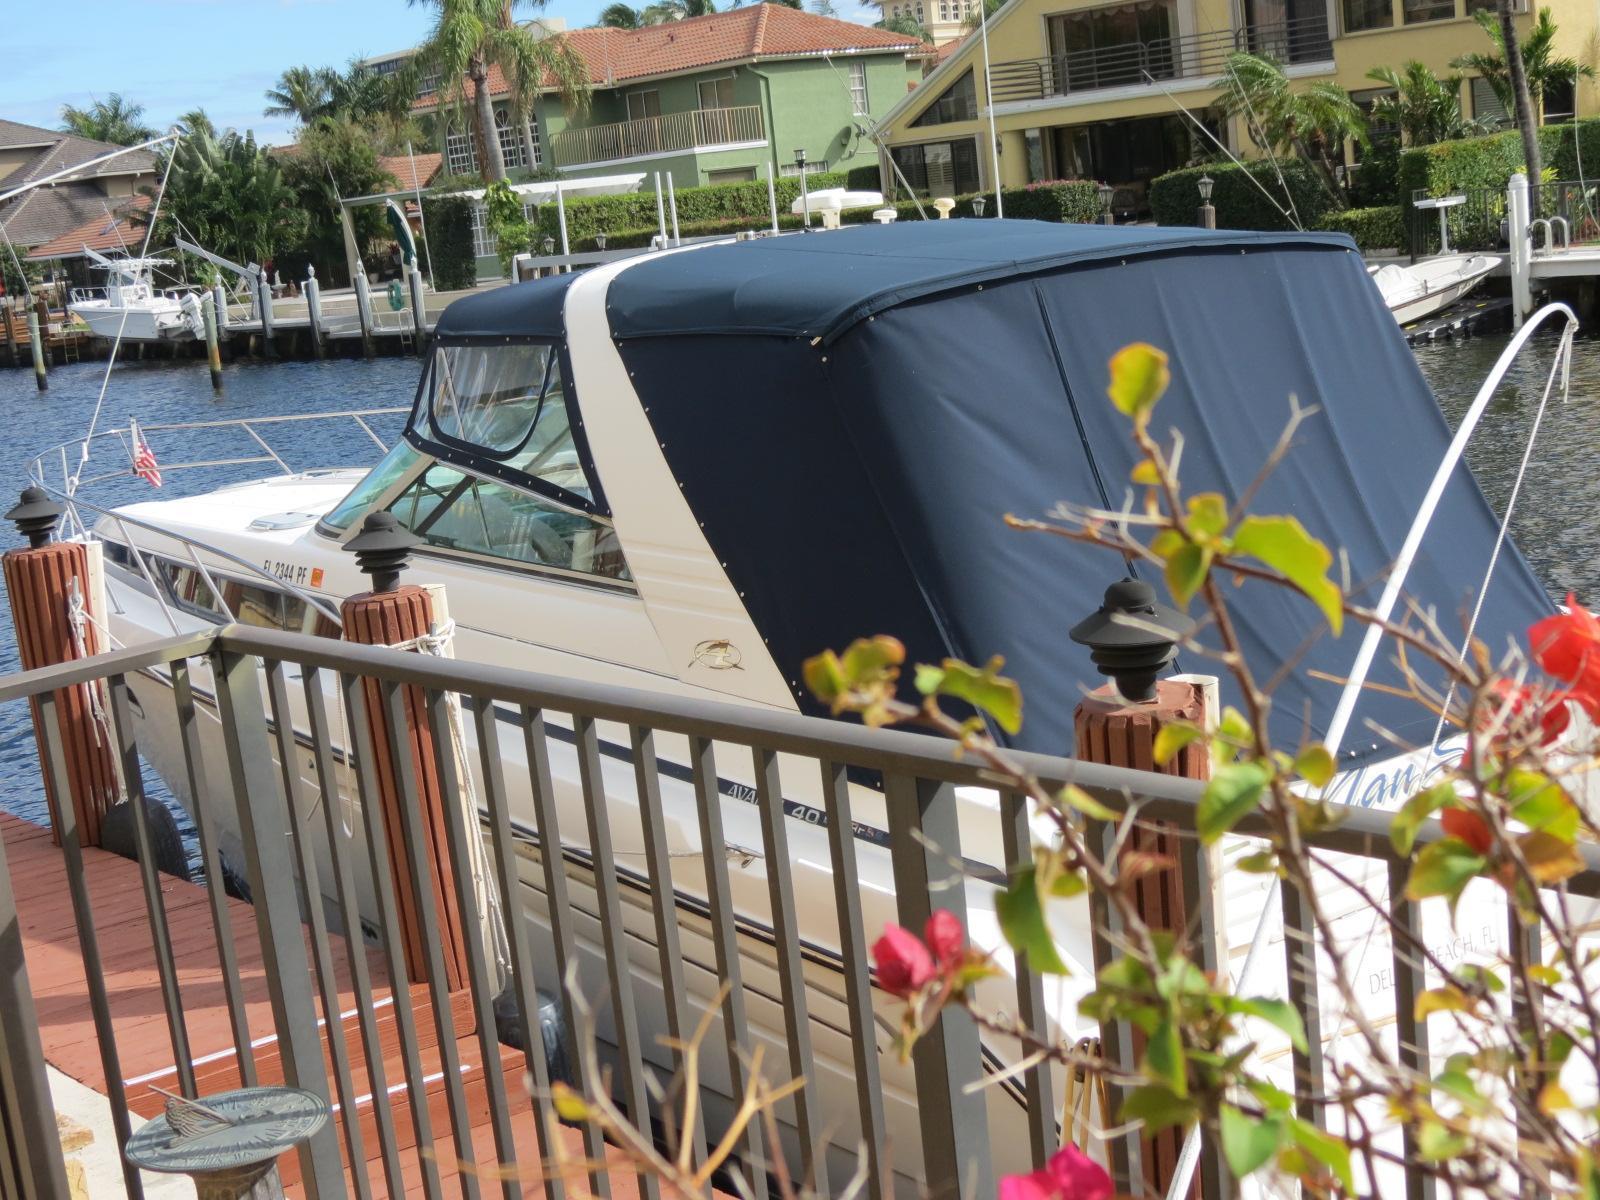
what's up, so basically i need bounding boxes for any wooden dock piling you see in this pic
[305,268,325,359]
[202,295,224,393]
[353,269,375,359]
[25,308,46,391]
[2,301,17,368]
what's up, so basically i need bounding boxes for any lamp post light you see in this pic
[542,236,556,256]
[794,148,811,229]
[972,196,987,218]
[595,231,608,252]
[1098,182,1115,226]
[1068,578,1195,704]
[1197,173,1216,230]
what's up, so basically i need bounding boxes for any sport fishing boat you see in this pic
[30,220,1570,1187]
[68,249,204,342]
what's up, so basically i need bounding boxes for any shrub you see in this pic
[845,163,883,191]
[1316,205,1406,251]
[1149,160,1335,231]
[995,179,1104,223]
[483,179,533,276]
[533,171,847,245]
[1351,138,1402,208]
[422,195,478,291]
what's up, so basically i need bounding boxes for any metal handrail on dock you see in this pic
[0,618,1575,1199]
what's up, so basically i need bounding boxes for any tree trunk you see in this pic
[471,59,507,183]
[1499,0,1542,185]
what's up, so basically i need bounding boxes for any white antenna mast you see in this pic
[978,1,1003,216]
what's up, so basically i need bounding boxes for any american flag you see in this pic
[130,421,161,487]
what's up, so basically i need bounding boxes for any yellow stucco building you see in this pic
[875,0,1600,209]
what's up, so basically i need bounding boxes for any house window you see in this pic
[1047,2,1178,91]
[778,159,830,176]
[1471,76,1508,128]
[470,204,496,258]
[1341,0,1392,33]
[910,69,977,125]
[708,166,758,184]
[446,128,476,177]
[627,90,662,121]
[889,138,981,197]
[1024,127,1047,181]
[1402,0,1452,24]
[496,110,525,171]
[697,76,736,109]
[526,115,543,168]
[419,70,441,95]
[849,61,870,115]
[1544,76,1576,123]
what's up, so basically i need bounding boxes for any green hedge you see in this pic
[845,164,882,190]
[1316,206,1406,251]
[534,171,847,245]
[1149,160,1335,231]
[423,195,477,291]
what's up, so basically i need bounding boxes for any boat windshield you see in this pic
[322,441,424,533]
[406,341,604,515]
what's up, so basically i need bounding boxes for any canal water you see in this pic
[0,333,1592,841]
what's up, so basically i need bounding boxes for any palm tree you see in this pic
[963,0,1006,30]
[596,0,715,25]
[1365,61,1485,145]
[405,0,590,183]
[1218,52,1368,203]
[175,109,217,140]
[150,129,300,267]
[597,1,641,24]
[59,94,156,146]
[875,12,933,40]
[263,67,339,122]
[1452,6,1593,174]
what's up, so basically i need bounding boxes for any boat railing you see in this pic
[68,286,109,305]
[24,407,408,633]
[0,618,1573,1200]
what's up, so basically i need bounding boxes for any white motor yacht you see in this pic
[33,220,1569,1188]
[1367,252,1502,325]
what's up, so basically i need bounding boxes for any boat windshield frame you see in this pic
[402,334,610,519]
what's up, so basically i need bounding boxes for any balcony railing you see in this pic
[989,14,1333,104]
[550,104,765,168]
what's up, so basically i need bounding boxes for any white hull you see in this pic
[70,300,193,343]
[1369,253,1501,326]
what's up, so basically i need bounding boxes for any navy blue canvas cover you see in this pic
[432,271,577,340]
[600,223,1554,766]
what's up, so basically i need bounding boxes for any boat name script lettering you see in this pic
[1323,739,1464,811]
[263,559,311,586]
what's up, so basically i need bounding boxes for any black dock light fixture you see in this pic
[1098,182,1115,225]
[596,231,608,251]
[346,511,421,594]
[6,487,63,549]
[972,196,987,218]
[543,235,556,256]
[1197,174,1216,230]
[1069,578,1195,703]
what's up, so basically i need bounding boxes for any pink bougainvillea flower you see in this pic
[999,1145,1115,1200]
[1442,807,1494,856]
[1529,597,1600,720]
[872,922,936,998]
[924,909,965,967]
[1482,679,1571,748]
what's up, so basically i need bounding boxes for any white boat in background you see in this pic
[1368,252,1501,325]
[68,249,204,342]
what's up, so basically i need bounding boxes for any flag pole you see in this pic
[979,2,1003,217]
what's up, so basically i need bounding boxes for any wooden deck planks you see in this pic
[0,811,663,1198]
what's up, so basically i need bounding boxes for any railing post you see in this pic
[2,489,119,847]
[885,771,994,1200]
[207,643,342,1198]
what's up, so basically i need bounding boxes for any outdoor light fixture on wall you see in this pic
[1197,174,1216,230]
[1098,182,1114,226]
[972,196,986,218]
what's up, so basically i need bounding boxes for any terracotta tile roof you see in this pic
[0,119,157,248]
[934,34,967,62]
[416,4,916,107]
[25,195,151,261]
[378,152,442,190]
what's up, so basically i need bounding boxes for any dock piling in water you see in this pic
[406,264,426,356]
[25,307,46,391]
[2,300,17,368]
[353,266,375,359]
[304,267,324,359]
[202,296,224,393]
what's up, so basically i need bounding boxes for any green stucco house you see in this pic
[412,5,920,189]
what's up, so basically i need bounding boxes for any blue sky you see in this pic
[6,0,882,146]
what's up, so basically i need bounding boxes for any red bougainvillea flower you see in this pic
[924,909,966,967]
[872,923,936,998]
[1481,679,1571,748]
[999,1144,1114,1200]
[1442,807,1494,856]
[1529,596,1600,720]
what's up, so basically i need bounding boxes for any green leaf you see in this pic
[1144,1016,1187,1096]
[1390,782,1455,856]
[1520,830,1583,884]
[995,867,1071,975]
[1197,761,1271,844]
[1233,515,1343,636]
[1509,771,1579,842]
[1218,706,1256,753]
[1163,541,1212,610]
[1288,1118,1354,1192]
[1293,743,1336,789]
[1131,459,1162,486]
[1415,986,1473,1020]
[1154,722,1203,766]
[1121,1085,1198,1133]
[840,635,905,684]
[1406,839,1487,911]
[1220,1104,1285,1179]
[1237,850,1278,874]
[1187,492,1230,539]
[1416,1121,1466,1162]
[1230,996,1309,1053]
[1059,784,1118,822]
[914,655,1023,734]
[1107,342,1170,422]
